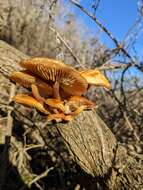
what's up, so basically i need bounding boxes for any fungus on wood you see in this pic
[0,40,143,190]
[10,70,53,99]
[10,58,94,121]
[13,94,50,115]
[10,57,112,121]
[19,57,88,98]
[80,69,111,89]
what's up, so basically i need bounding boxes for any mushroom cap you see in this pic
[80,69,111,89]
[45,98,65,112]
[19,58,88,96]
[10,70,53,97]
[10,71,36,88]
[68,96,95,108]
[13,94,50,114]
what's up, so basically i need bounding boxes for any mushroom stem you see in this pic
[53,81,60,99]
[45,98,65,112]
[31,84,45,104]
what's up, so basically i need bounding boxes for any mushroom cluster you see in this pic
[10,57,111,122]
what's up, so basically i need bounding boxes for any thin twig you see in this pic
[6,84,15,136]
[49,0,58,10]
[69,0,135,62]
[49,26,85,68]
[92,0,101,15]
[69,1,119,46]
[28,167,54,187]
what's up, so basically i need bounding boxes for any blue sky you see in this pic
[72,0,140,48]
[66,0,143,83]
[94,0,139,45]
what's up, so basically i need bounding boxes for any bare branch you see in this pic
[49,26,85,68]
[69,0,138,64]
[6,84,15,137]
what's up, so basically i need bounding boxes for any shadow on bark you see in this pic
[0,40,143,190]
[0,137,30,190]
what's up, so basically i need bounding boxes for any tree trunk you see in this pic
[0,40,143,189]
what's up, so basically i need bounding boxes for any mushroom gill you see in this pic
[10,70,53,98]
[19,58,88,97]
[10,57,112,123]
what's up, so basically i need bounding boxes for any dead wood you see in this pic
[0,40,143,190]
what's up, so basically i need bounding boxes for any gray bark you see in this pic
[0,40,143,189]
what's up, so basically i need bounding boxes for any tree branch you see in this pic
[69,0,140,66]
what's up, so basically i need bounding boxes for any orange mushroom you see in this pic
[10,70,53,103]
[47,113,73,122]
[45,98,65,112]
[13,94,50,115]
[80,69,111,90]
[10,57,111,122]
[64,96,95,116]
[68,96,95,108]
[19,58,88,98]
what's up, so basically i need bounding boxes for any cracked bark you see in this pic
[0,40,143,189]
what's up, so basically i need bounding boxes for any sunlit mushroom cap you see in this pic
[10,70,53,97]
[45,98,65,112]
[13,94,50,114]
[80,69,111,89]
[68,96,95,108]
[10,71,36,88]
[19,58,88,96]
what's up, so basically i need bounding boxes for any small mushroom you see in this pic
[19,58,88,98]
[10,58,112,122]
[47,113,73,122]
[68,96,95,108]
[64,96,95,115]
[10,70,53,101]
[10,70,66,117]
[13,94,50,115]
[45,98,65,112]
[80,69,111,89]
